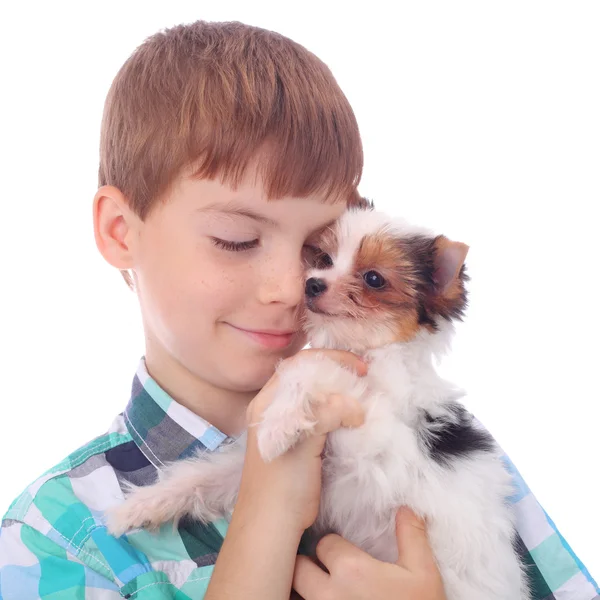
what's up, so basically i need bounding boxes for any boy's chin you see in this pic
[224,350,298,393]
[223,370,271,394]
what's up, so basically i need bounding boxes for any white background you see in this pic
[1,0,598,577]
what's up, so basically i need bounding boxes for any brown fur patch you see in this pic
[393,311,422,342]
[352,231,468,343]
[353,233,425,342]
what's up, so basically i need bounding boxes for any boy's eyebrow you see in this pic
[199,202,278,227]
[198,201,341,234]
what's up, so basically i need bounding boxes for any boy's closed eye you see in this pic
[211,237,334,270]
[211,237,260,252]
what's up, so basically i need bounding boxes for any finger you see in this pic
[315,533,370,572]
[395,506,438,572]
[293,555,330,600]
[302,348,368,375]
[313,394,365,434]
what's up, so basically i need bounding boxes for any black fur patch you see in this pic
[419,404,495,467]
[357,196,375,210]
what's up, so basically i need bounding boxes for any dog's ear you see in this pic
[403,234,469,325]
[427,235,469,321]
[432,237,469,294]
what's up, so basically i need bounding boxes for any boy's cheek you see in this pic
[286,332,308,357]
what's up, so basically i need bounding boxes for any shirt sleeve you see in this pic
[502,453,599,600]
[0,518,204,599]
[0,519,123,599]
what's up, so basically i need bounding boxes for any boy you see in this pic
[0,20,597,600]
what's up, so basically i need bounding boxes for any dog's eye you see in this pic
[303,245,333,269]
[317,253,334,269]
[363,270,386,289]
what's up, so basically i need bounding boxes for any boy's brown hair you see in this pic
[99,20,363,220]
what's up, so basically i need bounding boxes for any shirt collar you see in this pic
[124,359,230,469]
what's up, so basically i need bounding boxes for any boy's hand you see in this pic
[205,348,367,600]
[293,508,447,600]
[238,348,368,532]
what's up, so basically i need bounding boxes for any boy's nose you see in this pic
[305,277,327,298]
[258,257,305,307]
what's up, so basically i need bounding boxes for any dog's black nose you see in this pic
[305,277,327,298]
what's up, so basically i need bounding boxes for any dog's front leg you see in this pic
[106,438,245,536]
[256,353,367,462]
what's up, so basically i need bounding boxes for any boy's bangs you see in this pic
[186,102,362,205]
[188,112,363,204]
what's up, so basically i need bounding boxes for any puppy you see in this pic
[107,206,530,600]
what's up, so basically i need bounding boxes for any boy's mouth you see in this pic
[227,324,298,349]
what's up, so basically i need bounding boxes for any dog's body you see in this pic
[108,208,530,599]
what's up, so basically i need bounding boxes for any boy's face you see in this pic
[131,166,346,393]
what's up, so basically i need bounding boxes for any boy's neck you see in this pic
[144,342,254,438]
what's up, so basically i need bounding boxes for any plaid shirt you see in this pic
[1,360,598,599]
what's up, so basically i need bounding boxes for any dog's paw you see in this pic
[256,391,325,461]
[106,486,172,536]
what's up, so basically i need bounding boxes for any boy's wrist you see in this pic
[207,486,305,600]
[234,482,308,539]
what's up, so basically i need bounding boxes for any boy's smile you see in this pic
[95,163,347,433]
[226,324,299,350]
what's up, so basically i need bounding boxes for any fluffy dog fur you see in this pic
[107,207,530,599]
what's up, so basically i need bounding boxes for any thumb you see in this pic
[395,506,438,572]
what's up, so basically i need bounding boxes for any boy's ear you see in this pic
[93,186,140,286]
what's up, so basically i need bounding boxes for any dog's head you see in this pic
[302,203,469,353]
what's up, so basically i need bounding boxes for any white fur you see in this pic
[107,209,530,600]
[314,333,528,599]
